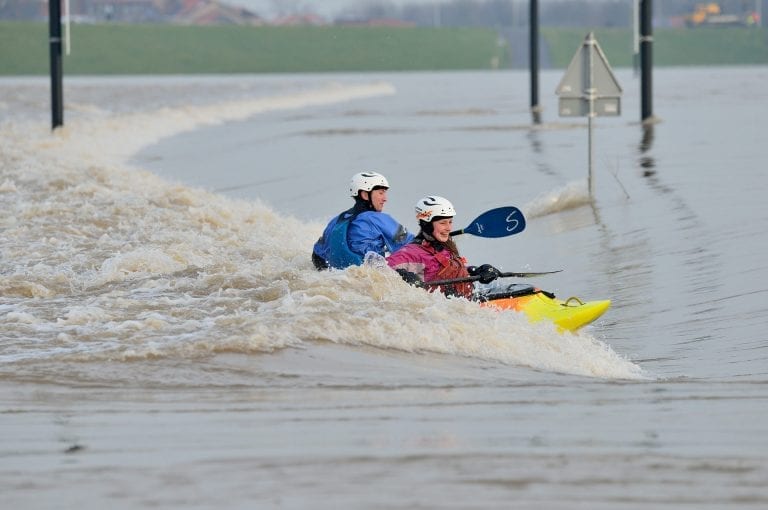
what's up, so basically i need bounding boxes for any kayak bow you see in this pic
[478,283,610,333]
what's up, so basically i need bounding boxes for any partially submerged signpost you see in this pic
[49,0,64,130]
[555,32,622,196]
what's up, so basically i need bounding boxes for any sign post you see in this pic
[48,0,64,130]
[555,32,621,196]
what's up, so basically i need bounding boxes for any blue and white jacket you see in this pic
[312,206,413,270]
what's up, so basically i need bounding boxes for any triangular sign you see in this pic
[556,32,622,98]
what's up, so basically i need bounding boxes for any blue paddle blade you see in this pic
[461,206,526,238]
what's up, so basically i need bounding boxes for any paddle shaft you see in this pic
[426,270,562,287]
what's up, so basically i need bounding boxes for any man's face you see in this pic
[366,188,388,212]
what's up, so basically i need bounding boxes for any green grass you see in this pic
[542,26,768,68]
[653,27,768,66]
[0,21,508,75]
[2,21,766,76]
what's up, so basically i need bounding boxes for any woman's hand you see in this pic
[468,264,501,284]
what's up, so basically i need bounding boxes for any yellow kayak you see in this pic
[478,283,611,332]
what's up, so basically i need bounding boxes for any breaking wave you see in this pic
[0,79,644,380]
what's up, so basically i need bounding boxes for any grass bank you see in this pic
[543,27,768,68]
[1,21,766,75]
[0,21,507,75]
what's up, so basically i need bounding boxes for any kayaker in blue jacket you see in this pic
[312,172,413,270]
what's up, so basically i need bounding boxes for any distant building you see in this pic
[173,0,263,25]
[0,0,262,25]
[335,17,416,28]
[272,13,327,27]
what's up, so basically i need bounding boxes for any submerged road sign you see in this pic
[556,32,622,195]
[556,32,622,117]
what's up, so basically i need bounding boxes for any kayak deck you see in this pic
[478,284,610,333]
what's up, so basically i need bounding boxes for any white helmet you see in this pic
[349,171,389,197]
[415,196,456,223]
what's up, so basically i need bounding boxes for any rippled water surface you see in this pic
[2,68,767,509]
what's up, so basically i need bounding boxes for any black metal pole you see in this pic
[639,0,653,123]
[529,0,540,121]
[49,0,64,130]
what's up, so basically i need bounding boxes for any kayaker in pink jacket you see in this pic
[387,196,500,299]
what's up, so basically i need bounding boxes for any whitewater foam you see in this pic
[0,78,644,380]
[523,180,592,218]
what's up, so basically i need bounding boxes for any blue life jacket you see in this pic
[312,208,413,270]
[327,212,363,269]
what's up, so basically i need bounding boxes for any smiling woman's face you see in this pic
[431,217,453,242]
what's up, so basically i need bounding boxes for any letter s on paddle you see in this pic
[506,211,520,232]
